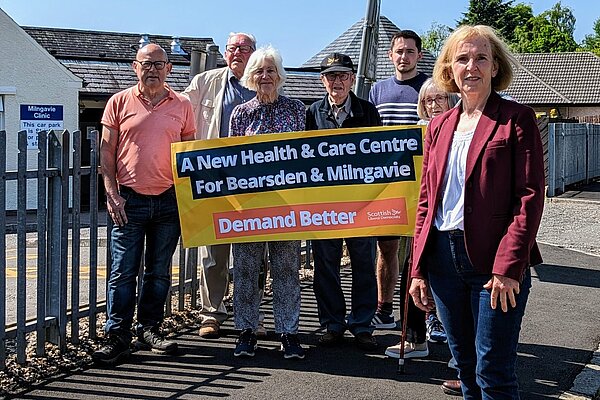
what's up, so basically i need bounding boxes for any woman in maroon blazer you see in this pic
[408,25,545,400]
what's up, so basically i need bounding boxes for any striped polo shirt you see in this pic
[369,72,429,126]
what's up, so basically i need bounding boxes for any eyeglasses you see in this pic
[323,72,351,82]
[225,45,255,54]
[424,95,448,106]
[135,60,168,70]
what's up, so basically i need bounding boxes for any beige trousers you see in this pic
[198,243,231,324]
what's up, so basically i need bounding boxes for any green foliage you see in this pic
[458,0,581,53]
[513,16,578,52]
[506,3,535,32]
[512,2,579,53]
[541,1,576,36]
[581,17,600,57]
[459,0,508,26]
[422,22,452,57]
[457,0,531,44]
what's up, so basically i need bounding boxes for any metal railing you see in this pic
[0,129,203,369]
[547,123,600,196]
[0,129,312,369]
[587,124,600,181]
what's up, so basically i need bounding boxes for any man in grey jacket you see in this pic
[182,32,256,338]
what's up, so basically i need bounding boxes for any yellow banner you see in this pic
[171,125,424,247]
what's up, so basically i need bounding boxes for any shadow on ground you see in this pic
[12,245,599,399]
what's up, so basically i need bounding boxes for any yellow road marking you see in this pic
[5,265,183,281]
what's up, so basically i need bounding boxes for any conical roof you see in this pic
[302,16,435,80]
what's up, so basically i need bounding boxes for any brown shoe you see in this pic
[256,320,267,338]
[199,320,220,339]
[441,380,462,396]
[318,330,344,346]
[354,332,378,351]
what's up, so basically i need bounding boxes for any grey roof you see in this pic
[21,25,600,108]
[504,66,568,104]
[504,52,600,105]
[22,26,224,66]
[282,72,326,104]
[63,61,191,96]
[20,25,323,102]
[302,16,435,80]
[66,60,315,101]
[19,26,226,98]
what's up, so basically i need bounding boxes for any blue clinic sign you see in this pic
[20,104,64,149]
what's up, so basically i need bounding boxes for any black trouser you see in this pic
[398,239,426,343]
[312,237,377,335]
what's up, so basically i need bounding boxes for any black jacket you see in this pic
[306,91,382,130]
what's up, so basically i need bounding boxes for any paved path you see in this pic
[555,181,600,202]
[10,243,600,400]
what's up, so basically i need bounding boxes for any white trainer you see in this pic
[385,341,429,359]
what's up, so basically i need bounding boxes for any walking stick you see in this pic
[398,237,413,374]
[398,274,411,373]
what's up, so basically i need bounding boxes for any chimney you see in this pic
[139,34,150,48]
[206,44,219,70]
[170,37,187,55]
[189,48,206,81]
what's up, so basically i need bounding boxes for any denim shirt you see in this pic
[219,70,255,138]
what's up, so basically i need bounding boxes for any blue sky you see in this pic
[1,0,597,67]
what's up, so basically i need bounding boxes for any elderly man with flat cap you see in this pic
[306,53,382,351]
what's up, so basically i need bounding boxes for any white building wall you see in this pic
[0,8,82,209]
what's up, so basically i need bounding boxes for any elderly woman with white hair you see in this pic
[229,45,306,360]
[416,77,460,125]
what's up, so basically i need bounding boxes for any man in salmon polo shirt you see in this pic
[92,43,196,366]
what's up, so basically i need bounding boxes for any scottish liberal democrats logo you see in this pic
[366,207,405,221]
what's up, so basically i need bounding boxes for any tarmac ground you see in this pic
[3,181,599,399]
[7,242,600,400]
[554,180,600,202]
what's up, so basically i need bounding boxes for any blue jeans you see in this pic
[425,229,531,400]
[312,237,377,335]
[105,186,181,340]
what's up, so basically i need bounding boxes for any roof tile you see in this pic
[302,16,435,79]
[23,26,225,65]
[505,52,600,105]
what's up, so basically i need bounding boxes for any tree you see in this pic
[506,3,535,34]
[457,0,532,44]
[581,17,600,57]
[542,1,576,36]
[513,1,578,53]
[457,0,581,53]
[459,0,509,26]
[422,22,452,57]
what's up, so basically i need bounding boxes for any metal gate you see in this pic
[0,129,201,369]
[548,123,600,196]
